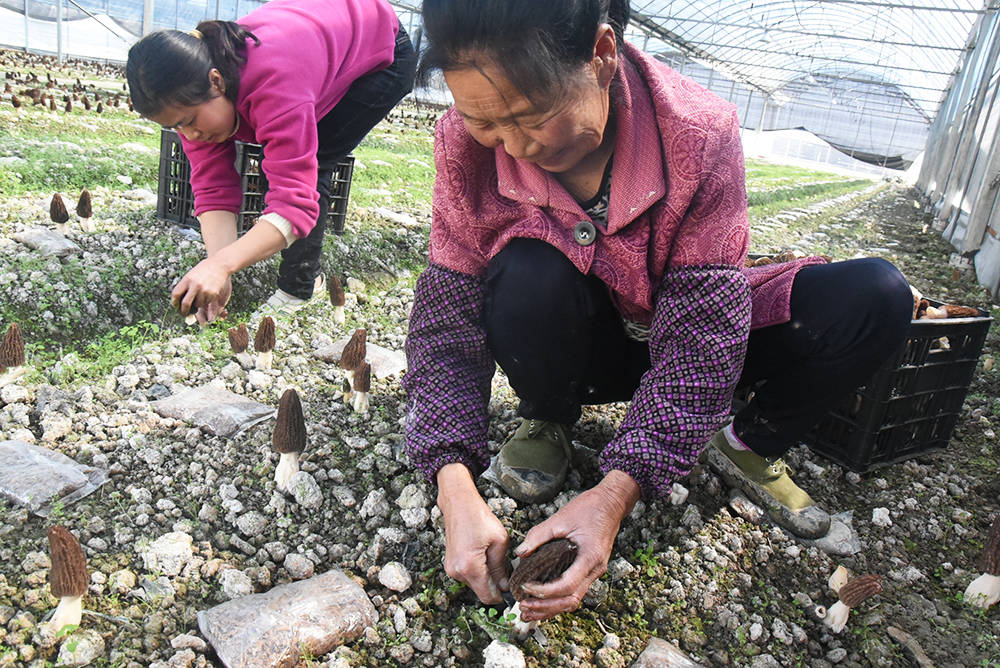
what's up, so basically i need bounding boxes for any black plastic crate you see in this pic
[156,129,354,235]
[802,300,992,472]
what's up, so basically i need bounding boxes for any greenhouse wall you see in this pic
[917,4,1000,300]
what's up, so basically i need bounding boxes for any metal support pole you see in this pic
[56,0,62,62]
[23,0,29,51]
[142,0,154,36]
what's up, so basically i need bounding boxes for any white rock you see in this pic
[483,639,526,668]
[140,532,194,577]
[871,507,892,527]
[0,384,29,404]
[220,362,242,380]
[289,472,323,509]
[400,507,429,529]
[55,629,105,666]
[247,370,271,389]
[359,489,390,519]
[378,561,412,592]
[170,634,208,652]
[219,568,253,599]
[396,483,429,509]
[283,553,315,580]
[236,511,268,538]
[669,482,689,505]
[41,414,73,442]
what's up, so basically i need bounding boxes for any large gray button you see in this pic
[574,220,597,246]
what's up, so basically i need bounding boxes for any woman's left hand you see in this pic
[513,470,640,621]
[171,257,232,324]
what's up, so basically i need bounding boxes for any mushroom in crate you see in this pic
[964,515,1000,608]
[49,193,70,235]
[272,388,306,494]
[0,322,26,387]
[254,316,276,370]
[44,526,89,635]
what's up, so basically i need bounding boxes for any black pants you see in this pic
[484,238,913,458]
[277,25,417,299]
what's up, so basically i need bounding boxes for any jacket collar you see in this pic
[493,49,666,234]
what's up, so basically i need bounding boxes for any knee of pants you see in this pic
[845,257,913,338]
[485,239,589,323]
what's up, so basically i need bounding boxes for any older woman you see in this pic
[403,0,912,621]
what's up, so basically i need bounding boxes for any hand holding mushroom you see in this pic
[964,515,1000,608]
[170,255,233,325]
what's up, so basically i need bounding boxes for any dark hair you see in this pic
[418,0,630,104]
[126,20,259,118]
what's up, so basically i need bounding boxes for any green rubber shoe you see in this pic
[702,429,831,539]
[493,419,571,504]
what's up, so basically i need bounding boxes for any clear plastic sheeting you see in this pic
[0,440,107,516]
[151,384,274,439]
[198,569,376,668]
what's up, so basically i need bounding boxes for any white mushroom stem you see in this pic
[274,452,300,493]
[256,350,273,370]
[964,573,1000,608]
[184,314,197,326]
[84,218,94,233]
[507,601,537,641]
[0,366,28,388]
[823,600,850,633]
[56,222,68,235]
[333,305,345,326]
[46,594,83,634]
[352,390,369,414]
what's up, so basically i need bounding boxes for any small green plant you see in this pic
[464,605,517,643]
[633,539,657,576]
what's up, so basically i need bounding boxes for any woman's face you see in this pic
[444,28,617,174]
[149,68,237,144]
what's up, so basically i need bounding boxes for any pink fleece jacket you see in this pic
[180,0,399,238]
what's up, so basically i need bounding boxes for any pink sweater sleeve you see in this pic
[183,137,242,217]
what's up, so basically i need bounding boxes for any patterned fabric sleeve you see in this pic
[402,263,496,481]
[599,265,751,498]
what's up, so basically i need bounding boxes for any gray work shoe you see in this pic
[493,419,571,504]
[701,429,831,539]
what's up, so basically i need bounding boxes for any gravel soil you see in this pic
[2,58,1000,668]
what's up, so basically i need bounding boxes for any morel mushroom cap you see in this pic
[228,324,249,354]
[838,574,882,608]
[945,304,981,318]
[328,275,345,307]
[48,526,88,598]
[0,323,25,368]
[49,193,69,224]
[254,316,276,353]
[273,388,306,455]
[509,539,578,601]
[982,515,1000,576]
[354,362,371,394]
[340,328,367,370]
[76,189,92,219]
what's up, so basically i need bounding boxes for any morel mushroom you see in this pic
[352,361,371,413]
[0,323,26,386]
[10,95,20,108]
[964,515,1000,608]
[272,388,306,493]
[228,323,249,354]
[76,189,93,232]
[944,304,980,318]
[328,275,346,326]
[254,316,276,369]
[50,193,70,235]
[824,574,882,633]
[45,526,88,634]
[339,328,367,390]
[509,539,578,601]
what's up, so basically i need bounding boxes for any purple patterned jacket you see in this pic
[403,43,821,499]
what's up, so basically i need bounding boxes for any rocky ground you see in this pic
[2,50,1000,668]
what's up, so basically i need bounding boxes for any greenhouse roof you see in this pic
[626,0,986,117]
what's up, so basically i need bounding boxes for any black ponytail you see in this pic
[418,0,630,105]
[126,21,259,118]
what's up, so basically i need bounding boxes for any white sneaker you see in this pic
[254,274,325,319]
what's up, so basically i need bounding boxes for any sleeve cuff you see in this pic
[259,212,298,247]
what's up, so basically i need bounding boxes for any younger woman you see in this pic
[127,0,416,322]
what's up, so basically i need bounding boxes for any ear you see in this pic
[208,68,226,95]
[592,24,618,89]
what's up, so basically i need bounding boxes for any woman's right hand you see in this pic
[436,463,511,604]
